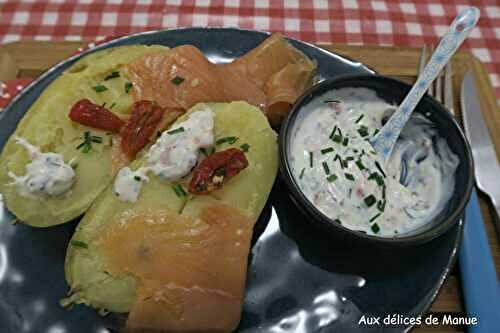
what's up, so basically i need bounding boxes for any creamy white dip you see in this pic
[113,108,215,202]
[289,88,459,237]
[8,137,75,197]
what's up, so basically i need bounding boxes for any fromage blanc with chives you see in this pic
[289,88,459,237]
[113,108,214,202]
[8,137,75,197]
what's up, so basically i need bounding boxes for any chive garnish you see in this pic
[216,136,238,145]
[134,176,141,181]
[321,147,334,154]
[76,131,102,153]
[104,71,120,80]
[309,151,313,168]
[125,82,133,93]
[93,85,108,93]
[345,156,354,161]
[382,185,386,200]
[332,134,342,143]
[368,172,385,186]
[345,173,355,181]
[357,125,369,137]
[71,240,88,249]
[240,143,251,152]
[364,194,376,207]
[355,159,365,170]
[375,161,386,178]
[333,218,342,224]
[172,184,187,197]
[342,137,349,146]
[110,102,116,109]
[329,125,338,139]
[171,76,185,85]
[322,161,330,175]
[324,99,341,104]
[167,127,185,135]
[355,114,364,124]
[373,129,380,136]
[371,222,380,233]
[299,168,305,179]
[377,200,386,212]
[101,102,107,107]
[327,174,337,182]
[370,213,381,223]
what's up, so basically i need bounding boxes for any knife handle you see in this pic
[459,189,500,332]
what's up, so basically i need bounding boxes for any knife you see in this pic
[459,70,500,333]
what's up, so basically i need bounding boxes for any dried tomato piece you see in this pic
[69,98,125,132]
[189,148,248,194]
[120,100,164,158]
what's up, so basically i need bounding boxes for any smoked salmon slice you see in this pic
[125,34,316,126]
[99,204,255,332]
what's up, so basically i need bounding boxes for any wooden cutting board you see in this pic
[0,41,499,333]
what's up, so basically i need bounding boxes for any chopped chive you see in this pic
[299,168,305,179]
[364,194,377,207]
[371,222,380,233]
[332,134,342,143]
[71,240,88,249]
[329,125,338,139]
[342,137,349,146]
[370,213,382,223]
[157,131,162,138]
[382,185,386,200]
[171,76,185,85]
[333,218,342,224]
[309,151,313,168]
[172,184,186,197]
[327,174,338,182]
[104,71,120,80]
[240,143,251,152]
[109,102,116,109]
[368,172,384,186]
[353,149,359,153]
[93,84,108,93]
[101,102,107,107]
[345,173,355,181]
[345,156,354,161]
[342,159,349,168]
[216,136,238,145]
[125,82,133,94]
[321,147,334,154]
[373,129,380,136]
[324,99,341,104]
[355,159,365,170]
[134,176,141,181]
[357,125,369,137]
[377,200,386,212]
[167,127,185,135]
[355,114,365,124]
[375,161,386,178]
[322,161,330,175]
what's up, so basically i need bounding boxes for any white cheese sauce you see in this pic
[289,88,459,237]
[8,137,76,197]
[113,108,215,202]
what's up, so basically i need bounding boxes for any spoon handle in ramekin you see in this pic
[371,7,480,160]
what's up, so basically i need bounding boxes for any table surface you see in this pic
[0,0,499,102]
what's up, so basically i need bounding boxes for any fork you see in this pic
[419,45,500,333]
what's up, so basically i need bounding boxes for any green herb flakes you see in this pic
[299,168,305,180]
[327,174,338,182]
[167,127,185,135]
[171,76,185,85]
[345,173,355,181]
[321,147,334,154]
[371,222,380,233]
[125,82,133,94]
[172,184,187,197]
[104,71,120,80]
[240,143,251,153]
[364,194,376,207]
[71,240,88,249]
[216,136,238,145]
[322,161,330,175]
[93,85,108,93]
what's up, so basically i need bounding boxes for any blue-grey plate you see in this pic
[0,28,462,333]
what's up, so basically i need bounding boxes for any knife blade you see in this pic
[461,71,500,231]
[459,71,500,333]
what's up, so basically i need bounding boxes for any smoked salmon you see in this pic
[125,34,316,126]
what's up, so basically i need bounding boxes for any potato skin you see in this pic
[0,45,168,227]
[64,102,278,313]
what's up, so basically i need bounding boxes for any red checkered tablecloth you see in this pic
[0,0,499,103]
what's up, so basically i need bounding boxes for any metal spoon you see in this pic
[370,7,480,161]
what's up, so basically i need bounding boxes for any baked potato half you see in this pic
[64,102,278,331]
[0,45,168,227]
